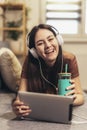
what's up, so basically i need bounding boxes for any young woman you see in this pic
[12,24,84,117]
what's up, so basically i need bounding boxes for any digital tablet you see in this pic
[18,91,73,123]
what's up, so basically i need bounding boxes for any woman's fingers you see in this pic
[12,99,32,117]
[66,84,75,91]
[66,89,76,96]
[21,109,32,116]
[12,100,23,112]
[14,106,32,117]
[16,106,32,117]
[65,79,76,97]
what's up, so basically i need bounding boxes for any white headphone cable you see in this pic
[37,58,56,89]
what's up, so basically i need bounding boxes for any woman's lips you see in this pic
[45,49,54,54]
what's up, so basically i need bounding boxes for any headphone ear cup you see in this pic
[29,48,38,59]
[56,34,64,45]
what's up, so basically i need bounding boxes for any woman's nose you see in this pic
[44,40,51,48]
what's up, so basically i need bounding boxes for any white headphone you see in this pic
[56,34,64,45]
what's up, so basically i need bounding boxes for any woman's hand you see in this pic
[12,98,32,118]
[65,77,84,106]
[65,79,77,99]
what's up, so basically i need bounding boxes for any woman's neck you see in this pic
[45,60,56,67]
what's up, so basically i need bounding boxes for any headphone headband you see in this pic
[49,25,64,45]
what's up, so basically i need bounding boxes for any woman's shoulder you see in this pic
[63,50,76,61]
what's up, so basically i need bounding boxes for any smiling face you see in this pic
[35,29,59,66]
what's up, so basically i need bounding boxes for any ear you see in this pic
[56,34,64,45]
[29,48,38,59]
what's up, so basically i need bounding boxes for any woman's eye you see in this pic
[48,38,54,41]
[37,42,43,46]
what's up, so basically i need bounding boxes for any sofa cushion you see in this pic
[0,48,22,92]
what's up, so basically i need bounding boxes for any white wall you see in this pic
[25,0,41,31]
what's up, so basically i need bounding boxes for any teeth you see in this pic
[46,50,53,54]
[45,49,54,54]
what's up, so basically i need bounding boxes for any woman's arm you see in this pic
[12,78,32,117]
[18,78,28,91]
[66,76,84,106]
